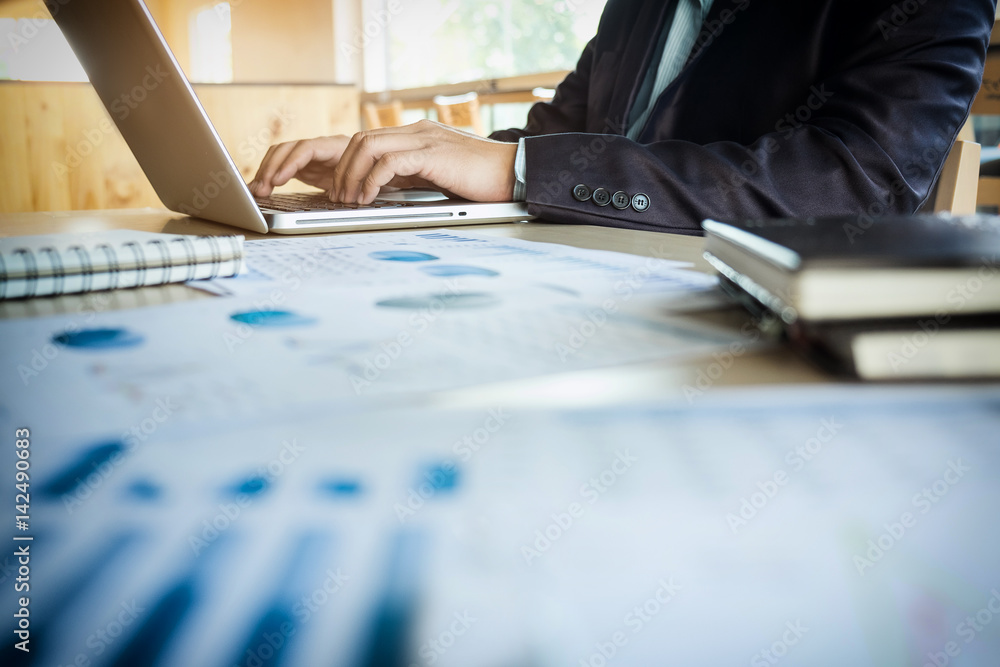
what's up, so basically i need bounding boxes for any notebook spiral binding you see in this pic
[0,235,243,300]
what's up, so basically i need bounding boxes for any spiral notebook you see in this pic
[0,230,244,299]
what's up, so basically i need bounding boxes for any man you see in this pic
[251,0,996,234]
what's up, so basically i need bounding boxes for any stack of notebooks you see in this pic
[702,214,1000,380]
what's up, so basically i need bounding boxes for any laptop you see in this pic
[48,0,533,234]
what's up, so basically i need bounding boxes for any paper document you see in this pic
[3,386,998,666]
[0,278,744,443]
[191,228,713,299]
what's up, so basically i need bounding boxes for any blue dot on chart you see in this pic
[125,479,162,501]
[422,463,459,493]
[420,265,499,278]
[52,327,144,350]
[369,250,439,262]
[375,292,501,310]
[41,440,125,497]
[229,310,317,327]
[537,283,580,296]
[318,478,363,498]
[229,475,269,497]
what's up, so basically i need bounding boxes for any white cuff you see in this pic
[512,137,527,201]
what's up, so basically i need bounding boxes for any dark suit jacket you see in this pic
[490,0,996,234]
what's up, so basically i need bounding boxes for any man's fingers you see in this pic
[271,143,326,188]
[333,132,429,202]
[331,131,409,201]
[251,136,351,196]
[251,121,513,204]
[359,151,426,204]
[328,132,367,201]
[331,122,448,201]
[251,141,300,196]
[249,143,281,195]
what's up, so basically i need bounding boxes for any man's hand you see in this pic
[249,120,518,203]
[249,135,351,197]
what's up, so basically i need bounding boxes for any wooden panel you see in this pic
[0,83,32,212]
[24,85,71,211]
[143,0,196,78]
[931,140,980,215]
[0,0,47,18]
[63,86,105,210]
[230,0,336,84]
[195,84,360,182]
[1,0,342,82]
[0,82,360,213]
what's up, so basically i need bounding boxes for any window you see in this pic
[0,17,87,81]
[189,3,234,83]
[360,0,606,91]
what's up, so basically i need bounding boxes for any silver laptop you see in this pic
[49,0,533,234]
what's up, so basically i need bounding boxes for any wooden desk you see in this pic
[0,209,830,407]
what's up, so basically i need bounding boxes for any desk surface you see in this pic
[7,210,997,667]
[0,208,829,407]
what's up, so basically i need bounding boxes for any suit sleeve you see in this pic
[512,3,993,234]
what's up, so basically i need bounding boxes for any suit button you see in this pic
[592,188,611,207]
[631,193,650,212]
[572,184,591,202]
[612,191,630,209]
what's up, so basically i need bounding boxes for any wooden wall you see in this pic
[230,0,337,83]
[0,82,359,213]
[1,0,341,84]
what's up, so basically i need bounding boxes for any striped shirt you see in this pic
[626,0,716,140]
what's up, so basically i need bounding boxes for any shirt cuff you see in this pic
[512,137,527,202]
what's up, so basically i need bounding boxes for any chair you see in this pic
[362,100,405,129]
[926,139,981,214]
[433,92,486,136]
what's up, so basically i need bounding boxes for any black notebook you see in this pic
[789,314,1000,380]
[702,214,1000,323]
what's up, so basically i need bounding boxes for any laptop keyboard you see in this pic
[254,192,414,213]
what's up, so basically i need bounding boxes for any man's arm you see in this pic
[514,2,994,234]
[250,35,597,201]
[254,1,992,226]
[250,123,517,204]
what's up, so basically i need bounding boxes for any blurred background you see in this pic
[0,0,606,213]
